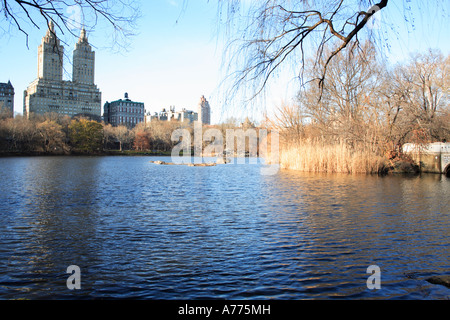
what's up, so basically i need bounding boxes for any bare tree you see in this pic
[217,0,448,105]
[300,40,382,148]
[103,123,116,150]
[1,114,39,151]
[132,123,151,151]
[386,50,450,143]
[146,120,181,152]
[36,119,66,153]
[218,0,389,101]
[265,103,306,144]
[405,50,449,124]
[112,125,132,151]
[1,0,141,49]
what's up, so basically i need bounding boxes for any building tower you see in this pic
[198,95,211,125]
[103,92,145,128]
[24,25,102,119]
[73,28,95,84]
[37,21,64,81]
[0,81,14,116]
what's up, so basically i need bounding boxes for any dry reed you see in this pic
[277,139,387,174]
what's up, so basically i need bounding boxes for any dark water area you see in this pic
[0,156,449,300]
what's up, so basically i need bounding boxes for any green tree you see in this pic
[69,119,103,153]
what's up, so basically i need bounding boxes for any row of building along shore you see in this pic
[1,23,211,128]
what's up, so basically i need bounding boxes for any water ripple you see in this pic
[0,157,449,299]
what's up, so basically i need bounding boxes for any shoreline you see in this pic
[1,151,448,177]
[0,150,174,158]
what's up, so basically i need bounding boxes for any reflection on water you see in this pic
[0,156,449,299]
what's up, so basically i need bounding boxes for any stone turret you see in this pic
[38,21,64,81]
[73,28,95,84]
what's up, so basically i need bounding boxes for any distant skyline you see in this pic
[1,1,449,124]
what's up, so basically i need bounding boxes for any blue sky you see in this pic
[0,0,449,124]
[95,1,224,112]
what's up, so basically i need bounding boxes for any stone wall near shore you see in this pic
[409,153,442,174]
[403,143,450,174]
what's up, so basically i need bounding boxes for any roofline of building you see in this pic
[106,99,145,105]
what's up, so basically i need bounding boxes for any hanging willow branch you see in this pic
[218,0,389,103]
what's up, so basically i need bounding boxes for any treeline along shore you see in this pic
[0,113,259,158]
[0,113,187,157]
[264,44,449,175]
[1,46,448,176]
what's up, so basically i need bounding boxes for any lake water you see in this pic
[0,156,449,300]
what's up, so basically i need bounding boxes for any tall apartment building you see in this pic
[103,93,145,128]
[0,81,14,116]
[24,22,102,119]
[198,95,211,125]
[166,106,198,123]
[145,107,198,124]
[174,108,198,123]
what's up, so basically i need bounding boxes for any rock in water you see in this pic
[216,157,230,164]
[150,160,215,167]
[426,275,450,288]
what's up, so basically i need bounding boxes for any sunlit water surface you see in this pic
[0,156,449,299]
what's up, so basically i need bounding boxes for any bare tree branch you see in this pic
[1,0,141,50]
[217,0,391,105]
